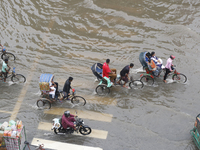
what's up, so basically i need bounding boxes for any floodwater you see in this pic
[0,0,200,150]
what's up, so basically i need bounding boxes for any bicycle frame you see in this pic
[0,68,15,80]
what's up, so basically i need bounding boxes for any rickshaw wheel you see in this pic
[129,80,144,89]
[37,99,51,109]
[71,96,86,106]
[140,75,154,86]
[95,85,110,96]
[172,73,187,83]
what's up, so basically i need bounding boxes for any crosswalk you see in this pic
[31,96,114,150]
[1,62,118,150]
[31,138,103,150]
[44,108,113,122]
[38,122,108,139]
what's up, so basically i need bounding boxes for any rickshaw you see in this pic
[91,63,144,96]
[190,114,200,149]
[37,74,86,109]
[139,52,187,86]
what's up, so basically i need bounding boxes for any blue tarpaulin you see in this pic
[39,74,53,83]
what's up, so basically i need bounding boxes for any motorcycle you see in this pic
[52,116,92,135]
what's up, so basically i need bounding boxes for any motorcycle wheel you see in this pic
[54,129,58,134]
[79,126,92,135]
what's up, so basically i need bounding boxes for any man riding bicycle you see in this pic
[1,59,11,82]
[59,77,73,102]
[117,63,134,88]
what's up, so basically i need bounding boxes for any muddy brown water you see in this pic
[0,0,200,150]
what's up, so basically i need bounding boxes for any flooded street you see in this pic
[0,0,200,149]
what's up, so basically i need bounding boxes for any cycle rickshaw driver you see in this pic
[59,77,73,102]
[117,63,134,88]
[1,58,11,82]
[101,59,116,87]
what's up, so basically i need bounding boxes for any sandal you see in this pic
[123,85,129,88]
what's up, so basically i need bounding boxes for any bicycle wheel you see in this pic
[172,73,187,83]
[129,80,144,89]
[1,52,16,61]
[71,96,86,106]
[140,75,154,86]
[11,74,26,83]
[37,99,51,109]
[95,85,110,96]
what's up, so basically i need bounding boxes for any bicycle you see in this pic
[0,67,26,83]
[0,45,16,61]
[37,89,86,109]
[140,66,187,85]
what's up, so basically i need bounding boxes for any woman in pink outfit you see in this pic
[163,55,175,83]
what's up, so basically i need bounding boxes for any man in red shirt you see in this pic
[102,59,117,82]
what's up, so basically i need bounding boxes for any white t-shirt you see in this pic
[49,86,55,98]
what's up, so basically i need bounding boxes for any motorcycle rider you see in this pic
[62,111,76,130]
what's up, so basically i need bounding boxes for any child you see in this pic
[49,83,56,99]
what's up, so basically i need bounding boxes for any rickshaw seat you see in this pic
[96,66,102,74]
[99,77,112,87]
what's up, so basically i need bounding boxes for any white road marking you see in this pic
[38,122,108,140]
[31,138,103,150]
[0,110,12,114]
[44,108,113,122]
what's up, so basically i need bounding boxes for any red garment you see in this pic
[102,62,111,78]
[62,114,75,129]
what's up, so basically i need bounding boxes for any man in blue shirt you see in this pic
[1,59,10,82]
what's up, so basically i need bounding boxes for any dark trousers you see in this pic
[164,68,171,80]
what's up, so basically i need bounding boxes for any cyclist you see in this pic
[163,55,175,83]
[59,77,73,102]
[62,111,76,130]
[1,59,10,82]
[117,63,134,88]
[0,44,6,51]
[102,59,117,83]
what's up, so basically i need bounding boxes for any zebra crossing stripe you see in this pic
[31,138,103,150]
[0,110,12,114]
[38,122,108,140]
[83,95,117,106]
[44,108,113,122]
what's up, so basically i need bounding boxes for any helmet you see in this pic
[64,111,70,117]
[2,46,6,52]
[170,55,175,59]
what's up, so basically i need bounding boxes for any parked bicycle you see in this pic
[0,67,26,83]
